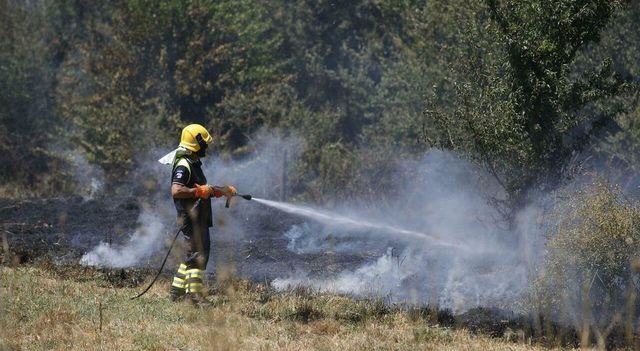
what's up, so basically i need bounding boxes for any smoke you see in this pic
[201,131,303,198]
[76,131,544,313]
[78,131,301,269]
[46,145,106,200]
[269,150,543,312]
[79,208,172,268]
[252,197,466,250]
[70,157,104,200]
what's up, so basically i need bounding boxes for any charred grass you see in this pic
[0,264,561,351]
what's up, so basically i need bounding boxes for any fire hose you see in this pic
[131,192,252,300]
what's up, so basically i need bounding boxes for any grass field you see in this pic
[0,265,568,351]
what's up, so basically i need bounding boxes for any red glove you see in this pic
[211,187,225,198]
[210,185,237,198]
[194,184,212,199]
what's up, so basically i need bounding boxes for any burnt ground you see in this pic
[0,196,384,277]
[0,196,140,265]
[0,196,587,347]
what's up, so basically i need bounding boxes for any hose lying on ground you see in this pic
[130,198,202,300]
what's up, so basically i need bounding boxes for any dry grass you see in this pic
[0,266,566,351]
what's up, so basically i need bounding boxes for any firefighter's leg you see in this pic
[196,226,211,269]
[169,262,188,301]
[170,220,192,301]
[184,225,211,300]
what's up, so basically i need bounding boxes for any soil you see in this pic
[0,196,382,282]
[0,196,139,265]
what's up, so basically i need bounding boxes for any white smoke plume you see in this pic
[202,131,303,198]
[67,152,105,200]
[79,208,171,268]
[270,150,543,313]
[78,131,300,269]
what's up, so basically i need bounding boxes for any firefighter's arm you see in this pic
[172,182,216,199]
[172,183,235,199]
[171,183,198,199]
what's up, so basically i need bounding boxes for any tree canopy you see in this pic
[1,0,638,207]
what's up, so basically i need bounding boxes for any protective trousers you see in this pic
[170,221,211,300]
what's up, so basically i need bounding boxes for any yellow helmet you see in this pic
[179,124,213,154]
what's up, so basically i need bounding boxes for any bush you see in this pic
[531,180,640,346]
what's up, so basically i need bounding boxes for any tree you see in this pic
[425,0,634,210]
[0,1,73,196]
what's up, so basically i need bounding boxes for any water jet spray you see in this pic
[251,197,467,250]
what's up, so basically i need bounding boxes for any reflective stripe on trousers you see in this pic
[185,268,204,294]
[171,263,188,289]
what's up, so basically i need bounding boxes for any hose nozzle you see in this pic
[225,193,252,208]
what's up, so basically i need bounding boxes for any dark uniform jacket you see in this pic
[171,156,213,233]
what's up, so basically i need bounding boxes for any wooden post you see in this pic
[1,230,10,265]
[98,301,103,332]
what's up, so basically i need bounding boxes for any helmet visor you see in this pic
[195,133,208,156]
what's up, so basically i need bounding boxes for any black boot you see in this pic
[184,292,210,306]
[169,286,185,301]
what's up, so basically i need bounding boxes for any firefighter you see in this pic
[168,124,236,302]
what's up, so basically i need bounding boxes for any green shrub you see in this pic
[531,180,640,344]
